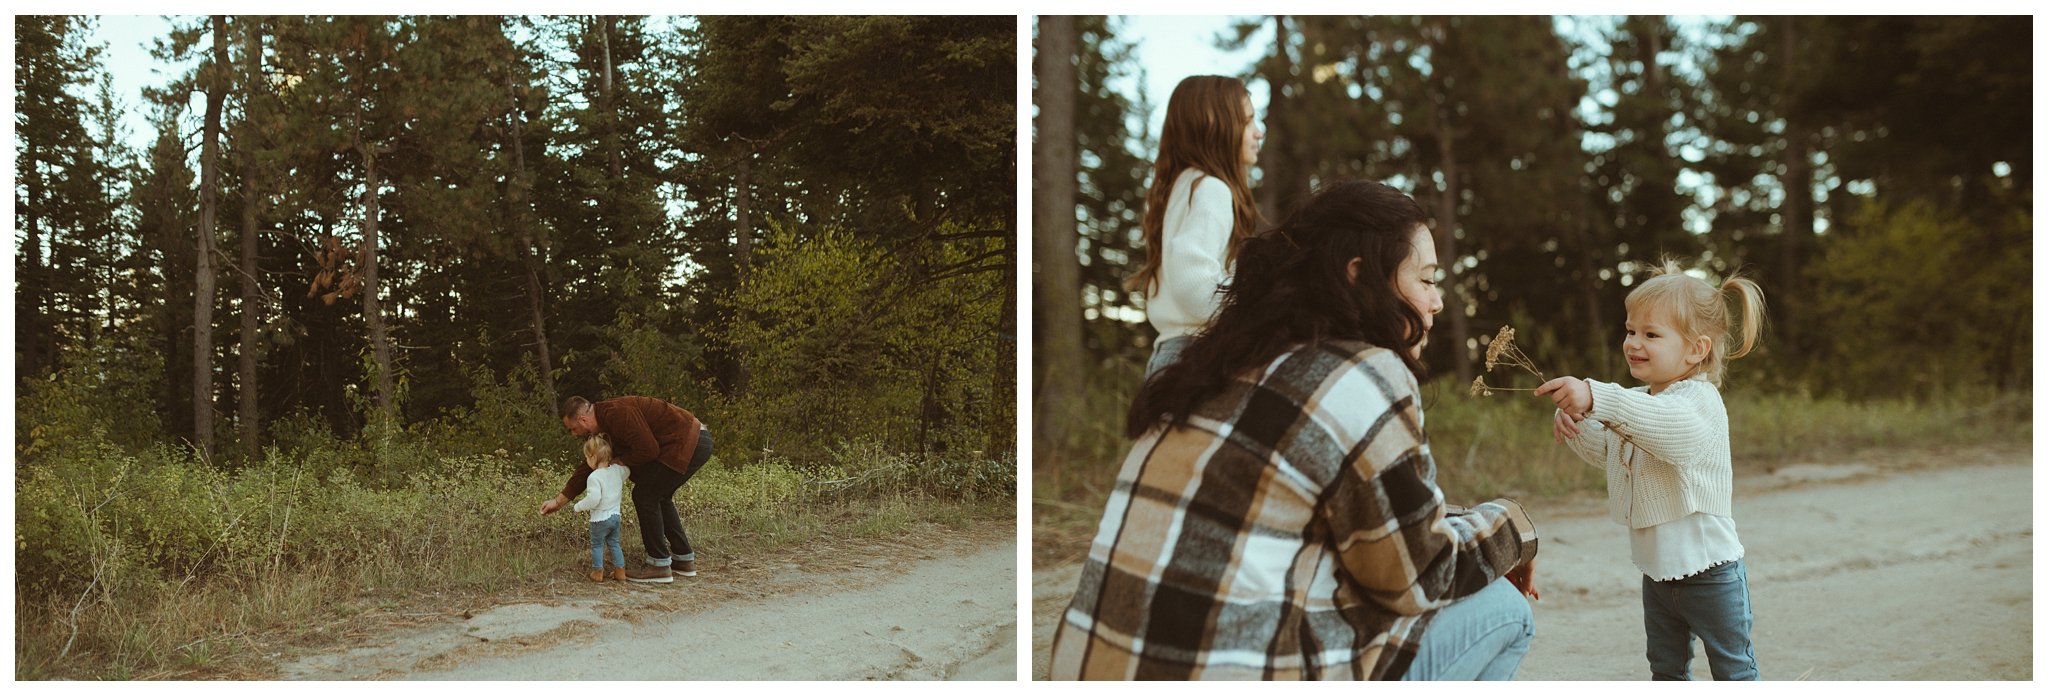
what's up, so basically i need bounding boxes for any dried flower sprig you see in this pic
[1483,326,1545,380]
[1471,325,1547,397]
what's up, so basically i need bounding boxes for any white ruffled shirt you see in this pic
[1631,512,1745,581]
[1144,168,1236,340]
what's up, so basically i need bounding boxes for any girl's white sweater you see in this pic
[1145,168,1236,341]
[1562,377,1736,529]
[573,465,627,522]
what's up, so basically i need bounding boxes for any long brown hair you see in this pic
[1127,179,1433,438]
[1126,75,1260,295]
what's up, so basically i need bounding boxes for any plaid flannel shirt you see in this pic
[1048,341,1539,680]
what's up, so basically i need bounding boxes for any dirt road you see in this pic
[1032,448,2033,680]
[286,533,1017,680]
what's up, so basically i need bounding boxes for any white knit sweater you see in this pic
[1145,168,1236,340]
[573,465,627,523]
[1561,378,1734,529]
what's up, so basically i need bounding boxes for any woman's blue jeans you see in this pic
[1401,577,1535,680]
[1642,559,1759,680]
[588,513,624,570]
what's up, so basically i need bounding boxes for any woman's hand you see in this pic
[1551,408,1583,444]
[1507,557,1539,601]
[1535,376,1592,417]
[540,494,568,516]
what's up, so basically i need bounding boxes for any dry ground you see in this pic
[278,519,1017,680]
[1031,445,2032,680]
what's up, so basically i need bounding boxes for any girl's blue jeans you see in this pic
[1642,559,1760,680]
[1143,335,1193,379]
[589,514,624,570]
[1401,576,1535,681]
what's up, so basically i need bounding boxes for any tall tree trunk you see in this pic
[727,139,757,395]
[734,141,753,269]
[355,112,396,418]
[1032,15,1085,447]
[193,15,228,460]
[917,352,940,454]
[1644,17,1665,95]
[991,229,1015,454]
[1427,20,1472,384]
[506,78,555,396]
[1255,15,1300,221]
[599,16,621,181]
[236,18,264,453]
[1777,16,1811,363]
[1432,130,1472,383]
[21,136,47,383]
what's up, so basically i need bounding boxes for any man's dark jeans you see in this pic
[632,429,712,564]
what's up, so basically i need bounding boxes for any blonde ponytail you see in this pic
[1720,276,1767,361]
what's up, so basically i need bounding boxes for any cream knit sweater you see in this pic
[1145,168,1236,340]
[1562,377,1734,529]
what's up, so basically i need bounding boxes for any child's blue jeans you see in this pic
[589,514,624,570]
[1642,559,1759,680]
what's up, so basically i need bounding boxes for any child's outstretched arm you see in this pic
[1553,377,1721,467]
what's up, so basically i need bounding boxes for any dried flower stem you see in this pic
[1473,325,1548,398]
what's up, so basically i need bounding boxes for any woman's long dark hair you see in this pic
[1126,179,1434,438]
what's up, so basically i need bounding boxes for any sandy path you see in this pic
[287,538,1017,680]
[1031,451,2033,680]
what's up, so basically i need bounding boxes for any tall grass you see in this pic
[14,429,1012,680]
[16,343,1014,679]
[1035,360,2032,563]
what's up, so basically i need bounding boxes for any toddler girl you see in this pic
[1536,259,1766,680]
[575,434,629,582]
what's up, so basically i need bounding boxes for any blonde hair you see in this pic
[1624,258,1767,386]
[582,434,614,469]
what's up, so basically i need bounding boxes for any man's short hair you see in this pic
[559,395,591,419]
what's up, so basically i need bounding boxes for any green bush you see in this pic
[818,438,1016,502]
[417,361,570,461]
[16,335,166,462]
[1810,195,2032,395]
[712,219,1010,464]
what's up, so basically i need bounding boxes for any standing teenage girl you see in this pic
[1128,75,1264,378]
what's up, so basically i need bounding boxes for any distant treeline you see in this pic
[1033,15,2029,446]
[15,15,1016,464]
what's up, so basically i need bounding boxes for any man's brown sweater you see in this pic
[559,396,704,500]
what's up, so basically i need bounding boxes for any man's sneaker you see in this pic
[673,558,698,577]
[625,564,674,584]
